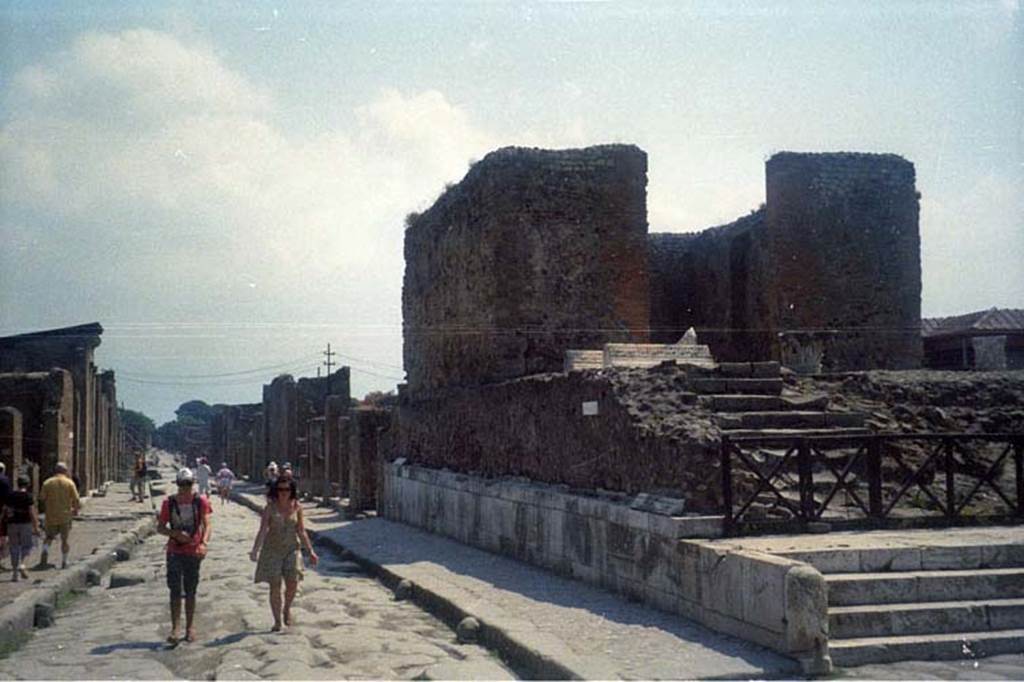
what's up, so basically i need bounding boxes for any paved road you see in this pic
[0,492,513,680]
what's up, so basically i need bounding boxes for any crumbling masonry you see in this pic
[395,144,922,503]
[0,323,122,492]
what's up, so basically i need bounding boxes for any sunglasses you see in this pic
[275,486,291,492]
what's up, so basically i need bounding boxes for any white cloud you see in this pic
[0,29,513,421]
[1,29,499,318]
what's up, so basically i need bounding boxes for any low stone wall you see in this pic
[391,366,721,510]
[380,461,829,672]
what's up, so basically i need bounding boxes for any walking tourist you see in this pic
[5,476,40,582]
[0,462,9,571]
[215,463,235,505]
[263,461,279,498]
[196,458,213,497]
[131,454,148,503]
[38,462,80,569]
[157,467,213,643]
[249,477,318,631]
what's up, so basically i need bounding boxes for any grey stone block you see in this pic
[456,616,480,643]
[33,602,55,628]
[108,570,148,589]
[394,578,413,600]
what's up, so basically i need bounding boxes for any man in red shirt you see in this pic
[157,467,212,643]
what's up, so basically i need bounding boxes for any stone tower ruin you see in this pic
[404,145,922,389]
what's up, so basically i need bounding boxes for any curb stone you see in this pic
[0,515,156,653]
[231,489,581,680]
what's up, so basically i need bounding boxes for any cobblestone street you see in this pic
[0,492,513,680]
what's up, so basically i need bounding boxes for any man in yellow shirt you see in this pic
[38,462,80,569]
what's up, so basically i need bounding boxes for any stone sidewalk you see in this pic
[0,480,155,600]
[234,484,799,680]
[0,479,157,653]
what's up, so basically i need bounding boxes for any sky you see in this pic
[1,1,1021,424]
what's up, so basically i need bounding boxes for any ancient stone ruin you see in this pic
[0,323,121,492]
[387,144,1023,670]
[394,144,925,505]
[404,146,922,392]
[403,145,651,392]
[650,151,922,371]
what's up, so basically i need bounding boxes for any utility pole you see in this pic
[323,343,336,396]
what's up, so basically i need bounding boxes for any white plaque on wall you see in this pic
[581,401,599,416]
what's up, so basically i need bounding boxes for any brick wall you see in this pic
[649,152,921,370]
[766,152,921,369]
[403,145,650,391]
[390,368,720,511]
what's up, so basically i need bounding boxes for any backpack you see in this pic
[168,495,203,539]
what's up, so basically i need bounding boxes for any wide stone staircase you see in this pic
[690,361,870,440]
[774,542,1024,666]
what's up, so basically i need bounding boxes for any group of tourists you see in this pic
[157,457,316,643]
[0,461,81,581]
[2,451,316,641]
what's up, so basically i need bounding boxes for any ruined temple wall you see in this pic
[323,395,348,496]
[304,417,325,497]
[648,152,922,370]
[348,407,390,512]
[263,375,298,466]
[403,145,650,391]
[765,152,921,370]
[649,210,774,361]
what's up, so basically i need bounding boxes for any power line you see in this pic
[117,352,322,380]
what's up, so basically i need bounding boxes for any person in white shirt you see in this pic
[196,459,213,497]
[216,464,235,506]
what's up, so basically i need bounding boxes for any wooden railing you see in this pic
[721,433,1024,535]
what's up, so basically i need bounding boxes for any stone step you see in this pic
[829,628,1024,667]
[717,411,867,430]
[829,597,1024,639]
[715,361,781,378]
[721,427,871,441]
[775,542,1024,574]
[826,568,1024,607]
[689,378,783,395]
[706,394,785,412]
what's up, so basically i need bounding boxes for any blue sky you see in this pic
[1,1,1021,422]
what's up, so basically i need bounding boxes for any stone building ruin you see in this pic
[403,145,922,388]
[391,143,924,515]
[403,145,651,391]
[0,323,122,492]
[650,152,921,371]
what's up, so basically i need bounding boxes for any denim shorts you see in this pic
[166,553,202,600]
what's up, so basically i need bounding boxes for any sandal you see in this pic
[271,622,282,633]
[184,629,196,643]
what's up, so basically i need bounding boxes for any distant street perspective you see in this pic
[1,3,1022,681]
